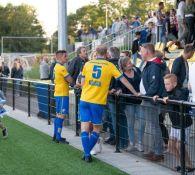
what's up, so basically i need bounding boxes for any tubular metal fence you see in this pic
[1,77,194,175]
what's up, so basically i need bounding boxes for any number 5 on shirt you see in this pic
[92,65,102,79]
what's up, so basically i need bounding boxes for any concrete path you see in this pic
[4,105,177,175]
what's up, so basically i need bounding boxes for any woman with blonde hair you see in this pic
[11,59,23,96]
[89,50,97,60]
[117,56,145,152]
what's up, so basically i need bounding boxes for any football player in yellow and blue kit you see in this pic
[53,50,73,144]
[79,45,139,162]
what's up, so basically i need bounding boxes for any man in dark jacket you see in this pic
[171,44,194,88]
[104,47,120,145]
[68,46,88,87]
[67,46,88,134]
[49,57,57,84]
[140,43,166,161]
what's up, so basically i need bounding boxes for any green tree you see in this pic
[51,0,175,47]
[0,3,47,53]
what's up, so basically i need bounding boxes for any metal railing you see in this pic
[1,77,194,175]
[68,26,146,60]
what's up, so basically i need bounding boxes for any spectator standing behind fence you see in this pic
[140,43,166,161]
[49,56,57,84]
[11,59,23,97]
[146,22,156,44]
[170,9,178,39]
[68,46,88,87]
[160,74,194,172]
[184,0,195,44]
[154,50,170,147]
[171,45,194,88]
[52,50,73,144]
[130,16,141,29]
[156,2,165,42]
[0,62,10,96]
[40,56,50,80]
[119,16,129,33]
[104,47,120,145]
[177,0,186,44]
[117,57,144,152]
[111,18,121,36]
[132,31,141,66]
[79,45,139,162]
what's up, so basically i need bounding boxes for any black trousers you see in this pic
[159,113,169,145]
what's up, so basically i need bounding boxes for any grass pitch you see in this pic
[0,117,127,175]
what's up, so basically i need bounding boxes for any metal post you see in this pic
[48,84,51,125]
[115,95,120,153]
[157,25,159,43]
[28,82,31,117]
[12,79,15,110]
[0,78,2,91]
[106,4,108,29]
[58,0,67,50]
[127,32,130,51]
[130,30,134,50]
[1,37,3,55]
[75,90,80,136]
[50,38,53,54]
[179,103,186,175]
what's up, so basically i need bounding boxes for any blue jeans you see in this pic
[108,101,116,139]
[124,104,145,145]
[141,101,163,155]
[119,107,128,148]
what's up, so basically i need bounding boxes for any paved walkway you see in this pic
[5,105,177,175]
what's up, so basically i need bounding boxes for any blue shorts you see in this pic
[79,101,104,125]
[55,96,69,115]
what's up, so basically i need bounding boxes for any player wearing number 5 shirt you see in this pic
[79,45,139,162]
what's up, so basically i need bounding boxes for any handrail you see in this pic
[0,77,54,86]
[119,93,195,107]
[1,77,194,107]
[68,25,145,59]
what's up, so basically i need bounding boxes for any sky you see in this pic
[1,0,99,36]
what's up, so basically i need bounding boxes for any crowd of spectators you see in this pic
[0,58,24,97]
[76,0,195,59]
[66,40,194,170]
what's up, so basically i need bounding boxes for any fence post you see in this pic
[12,79,15,110]
[130,30,134,50]
[0,78,2,91]
[156,25,162,43]
[48,84,51,125]
[27,82,31,117]
[75,89,80,136]
[179,102,186,175]
[115,95,120,153]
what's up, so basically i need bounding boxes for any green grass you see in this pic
[0,117,127,175]
[24,63,40,80]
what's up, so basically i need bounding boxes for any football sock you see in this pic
[81,131,90,157]
[89,131,99,151]
[53,117,58,137]
[56,118,64,141]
